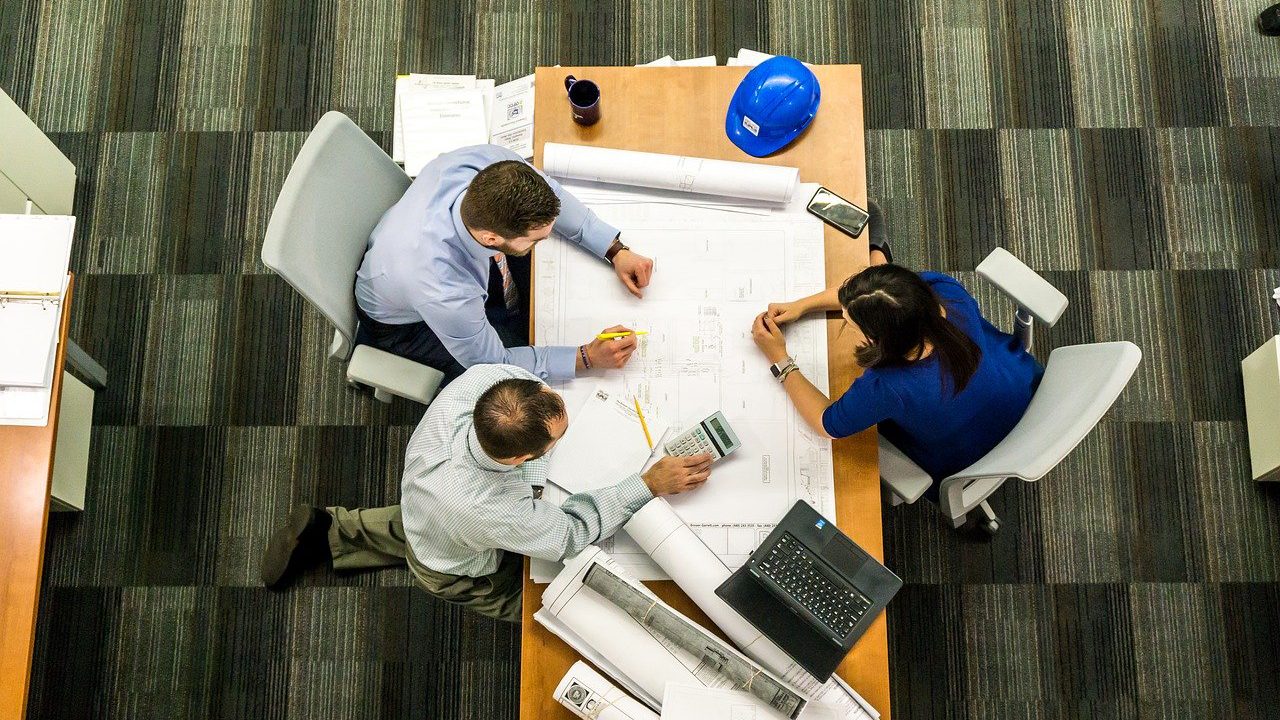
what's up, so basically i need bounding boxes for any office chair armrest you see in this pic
[346,345,444,405]
[877,435,932,504]
[975,247,1068,328]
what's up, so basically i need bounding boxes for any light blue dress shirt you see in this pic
[355,144,621,382]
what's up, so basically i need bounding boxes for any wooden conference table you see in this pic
[0,276,73,719]
[521,65,886,718]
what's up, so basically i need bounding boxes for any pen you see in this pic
[597,331,649,340]
[633,397,654,450]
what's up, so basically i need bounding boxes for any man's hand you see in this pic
[642,454,713,496]
[612,249,654,299]
[580,325,639,370]
[751,312,790,364]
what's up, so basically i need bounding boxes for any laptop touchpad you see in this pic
[820,534,868,578]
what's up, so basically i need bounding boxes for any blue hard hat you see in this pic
[725,56,821,157]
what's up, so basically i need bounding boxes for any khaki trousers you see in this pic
[326,505,524,623]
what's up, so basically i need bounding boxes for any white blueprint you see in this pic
[533,183,836,581]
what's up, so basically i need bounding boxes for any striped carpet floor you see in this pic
[2,0,1278,718]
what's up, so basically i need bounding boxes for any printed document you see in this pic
[546,387,669,495]
[392,74,476,163]
[400,88,488,177]
[489,74,535,158]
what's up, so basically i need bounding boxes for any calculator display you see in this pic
[708,417,732,447]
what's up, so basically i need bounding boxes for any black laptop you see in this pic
[715,500,902,681]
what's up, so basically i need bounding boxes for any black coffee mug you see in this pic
[564,75,601,126]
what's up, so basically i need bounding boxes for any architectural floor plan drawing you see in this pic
[533,185,836,580]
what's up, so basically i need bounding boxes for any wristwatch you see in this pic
[605,238,629,265]
[770,357,797,380]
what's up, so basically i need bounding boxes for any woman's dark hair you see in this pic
[837,265,982,396]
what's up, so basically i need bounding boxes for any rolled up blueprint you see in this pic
[582,563,806,718]
[543,143,801,204]
[624,498,879,719]
[555,661,658,720]
[539,548,802,718]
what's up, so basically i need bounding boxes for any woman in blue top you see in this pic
[750,252,1043,503]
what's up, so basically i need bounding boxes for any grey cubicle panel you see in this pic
[0,86,76,214]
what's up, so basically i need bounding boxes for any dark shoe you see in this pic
[866,200,892,264]
[261,505,332,589]
[1260,4,1280,35]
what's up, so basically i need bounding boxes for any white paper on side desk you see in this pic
[489,74,535,159]
[400,88,488,177]
[392,74,476,164]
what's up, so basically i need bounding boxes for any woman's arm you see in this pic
[767,285,843,323]
[779,369,834,438]
[751,313,835,438]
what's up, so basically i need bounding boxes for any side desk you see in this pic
[521,65,890,718]
[0,275,74,720]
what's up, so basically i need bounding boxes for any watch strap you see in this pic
[605,238,628,264]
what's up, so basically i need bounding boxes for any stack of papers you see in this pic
[393,73,535,176]
[0,214,75,427]
[726,49,814,67]
[638,55,717,67]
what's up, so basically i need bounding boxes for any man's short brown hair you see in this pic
[459,160,561,239]
[473,378,567,459]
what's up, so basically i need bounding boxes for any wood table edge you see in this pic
[0,273,73,719]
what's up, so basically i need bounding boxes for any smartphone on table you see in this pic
[806,186,870,238]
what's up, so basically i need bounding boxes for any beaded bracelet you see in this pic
[579,345,592,370]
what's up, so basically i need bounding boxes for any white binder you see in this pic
[0,214,74,425]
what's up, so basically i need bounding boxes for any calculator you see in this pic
[664,411,742,461]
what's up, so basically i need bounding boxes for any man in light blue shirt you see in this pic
[354,144,655,384]
[261,364,713,622]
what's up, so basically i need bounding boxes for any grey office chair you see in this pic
[262,111,443,404]
[878,248,1142,534]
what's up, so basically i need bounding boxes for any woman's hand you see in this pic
[765,300,806,325]
[751,312,790,364]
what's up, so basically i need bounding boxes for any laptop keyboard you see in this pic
[755,533,873,639]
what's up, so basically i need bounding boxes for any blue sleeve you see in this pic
[416,292,577,383]
[540,172,620,258]
[920,271,979,314]
[821,373,903,438]
[471,144,619,258]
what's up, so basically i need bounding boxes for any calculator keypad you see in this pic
[665,427,720,458]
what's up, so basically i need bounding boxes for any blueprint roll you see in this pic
[624,498,879,720]
[555,661,658,720]
[543,143,800,204]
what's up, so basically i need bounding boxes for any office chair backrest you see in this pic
[946,341,1142,487]
[262,111,410,361]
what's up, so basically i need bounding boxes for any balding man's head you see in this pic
[473,378,568,463]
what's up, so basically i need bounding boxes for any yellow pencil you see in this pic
[633,397,654,449]
[597,331,649,340]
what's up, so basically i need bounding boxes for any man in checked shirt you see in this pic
[261,364,712,621]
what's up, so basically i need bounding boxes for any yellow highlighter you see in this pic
[633,397,654,450]
[597,330,649,340]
